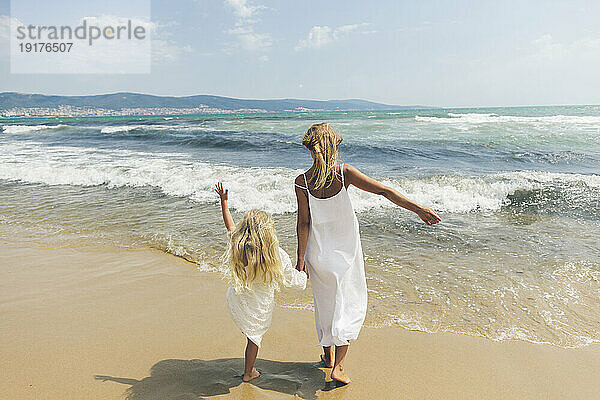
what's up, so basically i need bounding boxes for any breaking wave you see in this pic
[0,142,597,215]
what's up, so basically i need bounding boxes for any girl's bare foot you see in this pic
[330,365,351,384]
[242,368,260,382]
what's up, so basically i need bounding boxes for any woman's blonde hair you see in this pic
[224,209,283,290]
[302,123,343,190]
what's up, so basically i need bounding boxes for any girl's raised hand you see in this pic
[215,182,229,201]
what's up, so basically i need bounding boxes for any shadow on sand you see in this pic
[95,357,343,399]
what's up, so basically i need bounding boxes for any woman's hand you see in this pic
[214,182,229,201]
[296,258,309,278]
[417,206,441,226]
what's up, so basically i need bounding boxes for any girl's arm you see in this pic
[214,182,235,231]
[294,175,311,277]
[344,164,441,226]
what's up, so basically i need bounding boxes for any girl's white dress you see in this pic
[296,164,368,346]
[226,247,307,347]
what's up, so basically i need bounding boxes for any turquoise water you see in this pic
[1,105,599,347]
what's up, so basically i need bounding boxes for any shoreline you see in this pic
[2,240,600,399]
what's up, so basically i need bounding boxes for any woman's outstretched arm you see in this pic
[294,175,311,277]
[344,164,441,226]
[214,182,235,231]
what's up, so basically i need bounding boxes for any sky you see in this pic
[0,0,599,107]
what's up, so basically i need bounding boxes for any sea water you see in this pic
[1,106,599,348]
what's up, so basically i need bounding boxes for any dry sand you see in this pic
[1,240,599,400]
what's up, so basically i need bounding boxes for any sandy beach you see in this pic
[2,0,600,398]
[1,239,599,400]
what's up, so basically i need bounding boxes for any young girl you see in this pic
[214,182,307,382]
[294,123,441,384]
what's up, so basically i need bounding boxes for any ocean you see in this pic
[1,106,599,348]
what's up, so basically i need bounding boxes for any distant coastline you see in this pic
[0,92,434,118]
[0,105,270,118]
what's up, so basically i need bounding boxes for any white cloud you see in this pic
[530,33,600,62]
[224,0,271,52]
[225,0,263,19]
[295,26,332,51]
[572,37,600,51]
[149,19,195,62]
[295,22,370,51]
[332,23,369,39]
[227,25,272,50]
[531,34,564,59]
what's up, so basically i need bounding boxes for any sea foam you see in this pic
[1,124,70,134]
[98,125,177,134]
[1,142,597,215]
[416,113,600,124]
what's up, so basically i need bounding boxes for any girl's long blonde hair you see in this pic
[302,123,343,190]
[223,209,283,290]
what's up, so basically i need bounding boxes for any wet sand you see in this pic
[1,240,599,400]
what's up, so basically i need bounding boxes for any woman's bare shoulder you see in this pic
[342,163,357,172]
[341,163,359,178]
[294,174,306,186]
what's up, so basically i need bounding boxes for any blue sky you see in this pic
[0,0,599,107]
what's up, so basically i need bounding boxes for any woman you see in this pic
[294,123,441,384]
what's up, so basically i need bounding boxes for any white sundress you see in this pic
[296,164,368,346]
[226,247,307,347]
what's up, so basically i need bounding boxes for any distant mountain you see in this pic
[0,92,432,112]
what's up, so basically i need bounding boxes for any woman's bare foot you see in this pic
[320,352,334,368]
[242,368,260,382]
[330,365,351,384]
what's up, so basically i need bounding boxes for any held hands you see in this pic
[214,182,229,201]
[417,206,441,226]
[296,259,309,278]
